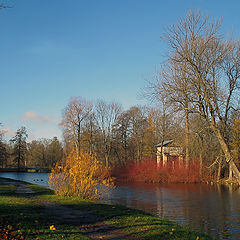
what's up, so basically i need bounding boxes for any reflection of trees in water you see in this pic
[103,182,240,240]
[161,184,240,239]
[158,184,240,240]
[217,184,240,240]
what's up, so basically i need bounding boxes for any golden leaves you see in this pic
[49,150,114,199]
[49,225,56,231]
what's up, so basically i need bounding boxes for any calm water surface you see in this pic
[0,172,49,186]
[102,181,240,240]
[0,172,239,240]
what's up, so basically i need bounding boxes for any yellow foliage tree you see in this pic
[49,150,114,200]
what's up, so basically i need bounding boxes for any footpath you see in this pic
[0,178,137,240]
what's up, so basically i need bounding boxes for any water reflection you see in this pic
[0,172,239,239]
[102,182,240,240]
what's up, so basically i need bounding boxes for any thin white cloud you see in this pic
[21,111,51,124]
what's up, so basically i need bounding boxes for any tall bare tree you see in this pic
[61,97,93,155]
[161,63,193,166]
[145,73,185,163]
[95,100,122,167]
[162,10,240,183]
[127,106,148,163]
[113,110,132,164]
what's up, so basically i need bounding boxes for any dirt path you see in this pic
[2,179,138,240]
[34,198,136,240]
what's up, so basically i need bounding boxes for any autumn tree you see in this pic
[10,127,28,170]
[49,150,113,200]
[160,10,240,183]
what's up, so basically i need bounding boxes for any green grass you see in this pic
[30,185,213,240]
[0,178,214,240]
[0,179,89,240]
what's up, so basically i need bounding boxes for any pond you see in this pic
[0,172,239,240]
[0,172,49,187]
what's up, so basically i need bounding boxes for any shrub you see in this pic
[49,150,114,200]
[113,159,213,183]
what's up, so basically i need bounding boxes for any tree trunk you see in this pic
[77,122,81,155]
[217,156,222,181]
[211,124,240,184]
[17,145,21,171]
[228,164,233,181]
[199,152,203,179]
[184,107,190,167]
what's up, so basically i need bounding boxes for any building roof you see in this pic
[156,140,173,147]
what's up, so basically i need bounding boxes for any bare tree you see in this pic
[160,62,194,166]
[81,112,97,155]
[95,100,122,167]
[113,110,132,164]
[145,72,186,164]
[127,106,148,163]
[162,10,240,183]
[61,97,93,155]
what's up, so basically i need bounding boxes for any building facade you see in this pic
[156,140,184,166]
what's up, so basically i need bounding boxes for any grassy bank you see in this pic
[0,178,213,240]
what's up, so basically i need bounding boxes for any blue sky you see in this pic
[1,0,240,141]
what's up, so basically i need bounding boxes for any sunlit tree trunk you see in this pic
[217,156,222,181]
[211,125,240,184]
[184,103,190,167]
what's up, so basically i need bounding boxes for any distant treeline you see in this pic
[0,96,240,181]
[0,127,63,170]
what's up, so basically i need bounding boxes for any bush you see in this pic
[113,159,213,183]
[49,150,114,200]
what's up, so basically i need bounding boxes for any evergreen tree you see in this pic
[10,127,28,170]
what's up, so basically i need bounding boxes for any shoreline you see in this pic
[0,177,213,240]
[115,177,240,186]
